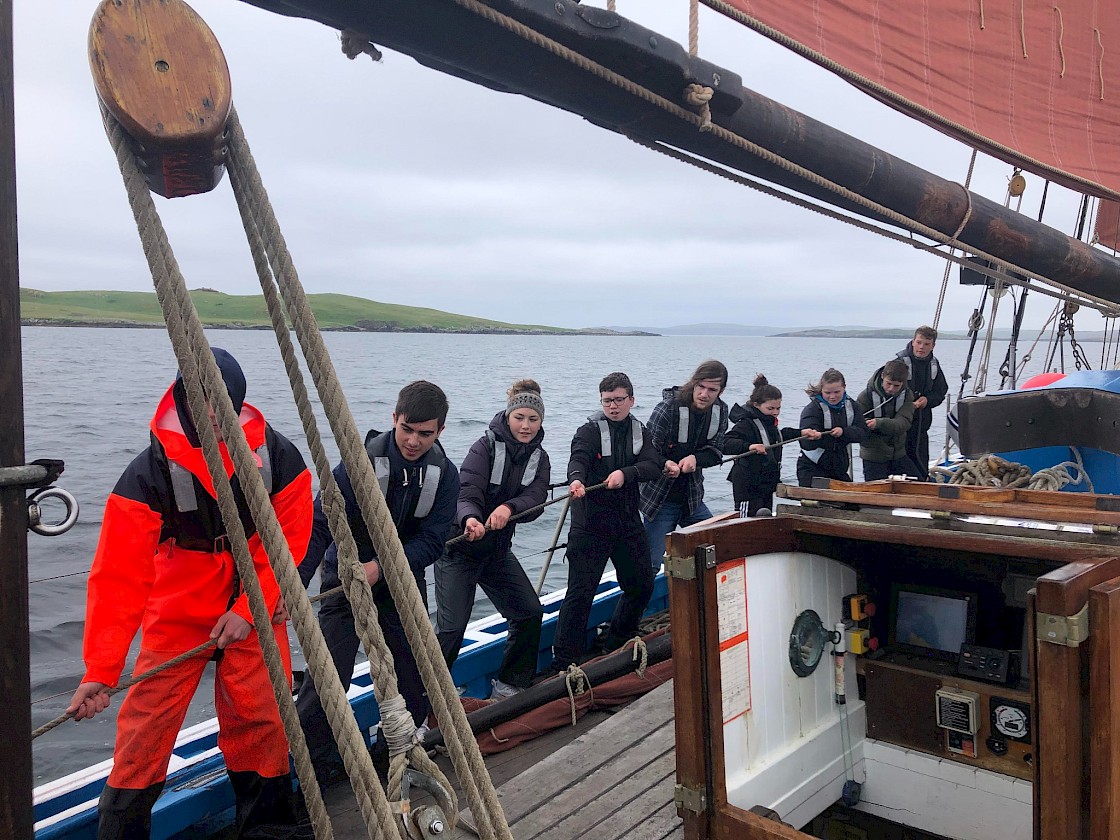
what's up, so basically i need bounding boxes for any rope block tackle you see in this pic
[89,0,231,197]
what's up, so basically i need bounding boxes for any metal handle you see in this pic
[27,486,80,536]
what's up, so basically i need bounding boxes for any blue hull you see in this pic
[952,369,1120,493]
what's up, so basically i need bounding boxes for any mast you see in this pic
[240,0,1120,306]
[0,0,33,836]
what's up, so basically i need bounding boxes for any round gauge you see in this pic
[992,703,1029,741]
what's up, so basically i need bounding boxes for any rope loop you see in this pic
[624,637,648,678]
[563,665,592,726]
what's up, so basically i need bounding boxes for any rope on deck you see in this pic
[929,451,1094,492]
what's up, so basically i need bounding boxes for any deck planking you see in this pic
[206,681,681,839]
[454,680,681,840]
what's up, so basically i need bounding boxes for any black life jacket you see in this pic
[364,431,445,519]
[484,429,544,489]
[802,399,856,465]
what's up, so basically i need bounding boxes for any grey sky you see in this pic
[12,0,1101,332]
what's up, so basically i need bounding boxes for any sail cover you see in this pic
[717,0,1120,200]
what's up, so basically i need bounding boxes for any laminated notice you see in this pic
[716,559,751,723]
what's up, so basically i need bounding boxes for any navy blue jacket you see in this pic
[299,430,459,595]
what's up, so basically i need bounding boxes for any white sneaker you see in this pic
[490,678,522,699]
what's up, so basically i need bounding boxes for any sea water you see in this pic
[22,326,986,781]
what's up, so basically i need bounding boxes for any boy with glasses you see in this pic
[550,372,664,670]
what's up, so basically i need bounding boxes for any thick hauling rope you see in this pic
[85,1,513,836]
[930,452,1093,492]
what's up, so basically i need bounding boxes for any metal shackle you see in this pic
[28,486,80,536]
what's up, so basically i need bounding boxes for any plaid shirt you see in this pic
[639,390,728,518]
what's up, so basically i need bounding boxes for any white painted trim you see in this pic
[858,739,1032,839]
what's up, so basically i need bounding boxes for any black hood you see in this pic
[172,347,247,447]
[729,402,774,425]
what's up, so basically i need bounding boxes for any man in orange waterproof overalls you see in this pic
[67,348,313,839]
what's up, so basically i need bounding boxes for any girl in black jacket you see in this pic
[434,380,550,698]
[725,374,818,516]
[796,368,870,487]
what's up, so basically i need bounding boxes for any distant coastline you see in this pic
[20,319,654,337]
[18,288,654,336]
[24,290,1102,340]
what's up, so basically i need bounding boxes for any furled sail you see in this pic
[715,0,1120,200]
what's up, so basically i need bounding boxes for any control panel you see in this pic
[957,644,1019,685]
[864,656,1032,780]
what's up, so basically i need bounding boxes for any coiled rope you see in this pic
[929,451,1093,492]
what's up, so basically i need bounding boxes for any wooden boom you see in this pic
[88,0,231,198]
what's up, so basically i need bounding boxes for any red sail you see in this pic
[1098,200,1120,252]
[717,0,1120,199]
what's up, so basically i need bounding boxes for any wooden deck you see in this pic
[319,680,681,839]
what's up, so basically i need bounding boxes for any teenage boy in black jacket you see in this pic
[896,325,949,479]
[296,381,459,782]
[550,372,665,670]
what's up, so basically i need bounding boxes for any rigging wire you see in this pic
[1016,302,1061,380]
[957,288,990,400]
[933,149,978,330]
[448,0,1120,317]
[633,138,1118,316]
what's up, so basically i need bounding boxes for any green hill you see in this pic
[18,288,583,334]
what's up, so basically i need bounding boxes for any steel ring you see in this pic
[28,486,80,536]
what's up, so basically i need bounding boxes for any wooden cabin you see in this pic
[666,481,1120,840]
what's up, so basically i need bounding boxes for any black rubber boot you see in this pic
[97,782,165,840]
[227,770,301,839]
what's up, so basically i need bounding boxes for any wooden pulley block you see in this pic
[88,0,232,198]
